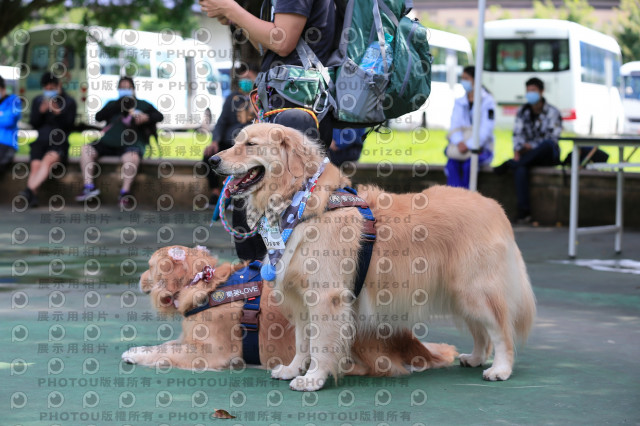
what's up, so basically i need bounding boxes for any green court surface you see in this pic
[1,208,639,425]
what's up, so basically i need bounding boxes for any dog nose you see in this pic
[209,155,221,168]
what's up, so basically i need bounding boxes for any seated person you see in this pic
[328,127,367,167]
[494,77,562,223]
[0,75,21,175]
[76,76,163,207]
[19,72,76,208]
[203,64,258,208]
[445,65,495,188]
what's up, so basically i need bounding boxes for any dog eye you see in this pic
[246,142,257,147]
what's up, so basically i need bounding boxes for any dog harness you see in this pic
[184,261,263,365]
[326,186,377,297]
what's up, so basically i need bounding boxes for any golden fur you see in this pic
[121,245,458,375]
[212,123,536,391]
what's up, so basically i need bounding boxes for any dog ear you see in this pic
[282,131,305,178]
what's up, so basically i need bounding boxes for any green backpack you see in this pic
[255,0,433,126]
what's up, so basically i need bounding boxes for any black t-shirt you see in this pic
[260,0,337,72]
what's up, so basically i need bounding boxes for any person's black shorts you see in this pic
[91,143,145,159]
[29,142,69,164]
[0,145,16,173]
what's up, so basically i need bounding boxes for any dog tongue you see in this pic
[225,172,252,196]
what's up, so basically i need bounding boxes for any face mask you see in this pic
[238,79,253,93]
[525,91,540,105]
[43,90,58,99]
[118,88,134,98]
[461,79,473,93]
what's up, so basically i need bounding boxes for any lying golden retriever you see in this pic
[121,245,457,375]
[210,123,536,391]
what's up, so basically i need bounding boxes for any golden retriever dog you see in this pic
[210,123,536,391]
[121,245,458,375]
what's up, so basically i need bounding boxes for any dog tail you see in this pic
[513,246,536,343]
[420,342,458,369]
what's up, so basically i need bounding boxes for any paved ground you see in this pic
[1,207,639,425]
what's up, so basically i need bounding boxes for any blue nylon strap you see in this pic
[219,261,263,288]
[334,187,376,298]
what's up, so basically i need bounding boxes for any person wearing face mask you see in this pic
[18,72,76,208]
[76,76,163,207]
[494,77,562,224]
[203,64,258,208]
[445,65,496,188]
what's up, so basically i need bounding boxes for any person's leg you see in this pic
[513,141,560,219]
[446,159,467,188]
[0,146,16,175]
[27,151,61,192]
[461,158,472,188]
[231,197,267,261]
[514,164,530,218]
[80,144,99,186]
[120,150,141,193]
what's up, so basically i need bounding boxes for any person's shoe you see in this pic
[514,215,532,225]
[76,185,100,202]
[18,188,38,208]
[119,191,135,209]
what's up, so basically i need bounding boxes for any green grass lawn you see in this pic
[17,128,640,170]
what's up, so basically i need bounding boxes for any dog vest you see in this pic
[184,261,263,365]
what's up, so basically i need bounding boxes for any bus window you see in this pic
[623,73,640,99]
[496,41,526,72]
[580,42,606,85]
[430,46,447,82]
[124,48,151,78]
[156,51,176,79]
[558,41,569,71]
[55,46,75,69]
[31,45,49,71]
[533,42,553,71]
[456,50,469,68]
[99,46,120,75]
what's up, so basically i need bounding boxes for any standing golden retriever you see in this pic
[210,123,536,391]
[121,245,458,375]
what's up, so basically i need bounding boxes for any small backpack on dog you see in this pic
[255,0,433,127]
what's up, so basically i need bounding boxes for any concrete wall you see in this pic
[3,156,639,228]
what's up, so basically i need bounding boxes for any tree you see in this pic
[0,0,199,42]
[615,0,640,62]
[532,0,595,27]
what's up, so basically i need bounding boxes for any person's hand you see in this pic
[133,112,149,125]
[204,141,219,157]
[458,141,469,153]
[514,151,521,162]
[199,0,233,18]
[522,143,532,153]
[217,16,231,25]
[329,140,339,152]
[39,99,49,114]
[50,103,62,115]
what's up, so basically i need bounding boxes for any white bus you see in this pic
[483,19,624,135]
[0,65,19,95]
[18,24,224,130]
[389,28,473,131]
[621,61,640,135]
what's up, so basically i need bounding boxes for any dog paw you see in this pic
[459,353,484,368]
[289,375,326,392]
[482,365,512,381]
[271,364,302,380]
[121,347,146,364]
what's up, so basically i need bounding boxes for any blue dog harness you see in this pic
[184,261,263,365]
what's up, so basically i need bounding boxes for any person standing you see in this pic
[0,76,21,175]
[445,65,495,188]
[203,65,258,208]
[200,0,337,261]
[494,77,563,223]
[19,72,76,208]
[76,76,163,207]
